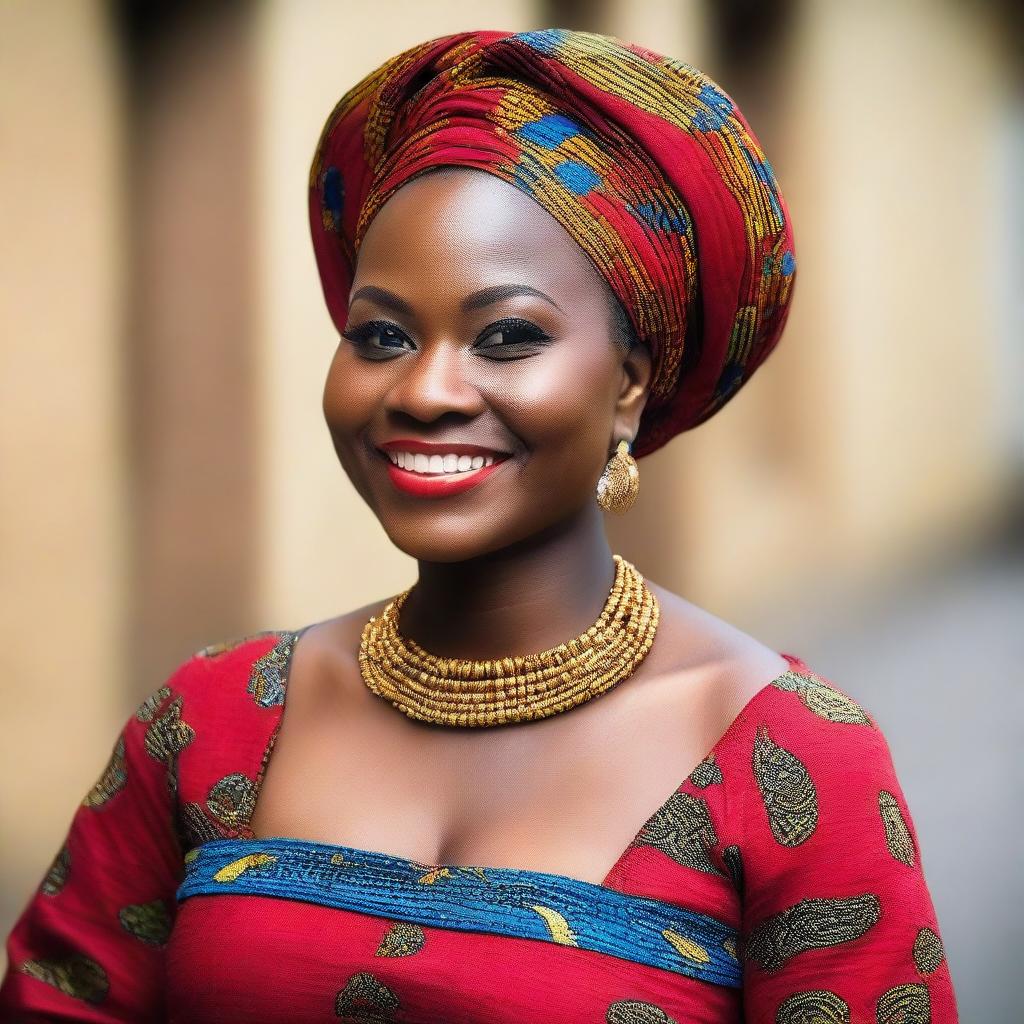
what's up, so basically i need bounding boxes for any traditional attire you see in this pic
[0,630,957,1021]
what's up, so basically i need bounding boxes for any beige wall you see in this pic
[0,0,127,918]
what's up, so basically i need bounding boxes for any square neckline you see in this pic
[235,624,806,894]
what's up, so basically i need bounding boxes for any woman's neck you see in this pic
[397,506,616,660]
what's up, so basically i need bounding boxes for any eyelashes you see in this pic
[340,317,553,361]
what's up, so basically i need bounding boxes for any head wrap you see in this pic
[309,28,796,458]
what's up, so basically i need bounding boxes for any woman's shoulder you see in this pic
[144,627,303,712]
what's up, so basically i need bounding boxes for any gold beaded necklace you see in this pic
[357,553,660,728]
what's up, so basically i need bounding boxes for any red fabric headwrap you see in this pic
[309,28,796,458]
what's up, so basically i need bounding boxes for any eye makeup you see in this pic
[340,317,553,361]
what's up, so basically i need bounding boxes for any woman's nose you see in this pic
[383,339,487,423]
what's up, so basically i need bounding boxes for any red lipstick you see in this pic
[375,439,512,498]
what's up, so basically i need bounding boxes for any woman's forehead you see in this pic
[355,168,607,299]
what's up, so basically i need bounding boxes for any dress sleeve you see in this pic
[729,671,959,1022]
[0,658,197,1022]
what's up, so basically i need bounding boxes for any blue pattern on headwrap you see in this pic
[553,160,601,195]
[519,113,580,148]
[692,83,734,132]
[515,29,568,54]
[634,202,689,234]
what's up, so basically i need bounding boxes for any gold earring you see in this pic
[596,439,639,514]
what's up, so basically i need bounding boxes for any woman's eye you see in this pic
[340,321,411,359]
[475,318,552,357]
[340,317,551,361]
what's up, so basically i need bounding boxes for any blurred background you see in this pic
[1,0,1020,1014]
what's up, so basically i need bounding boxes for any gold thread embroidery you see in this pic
[118,899,173,946]
[335,971,401,1021]
[877,983,931,1024]
[19,955,108,1004]
[213,853,277,883]
[247,631,301,707]
[606,1001,680,1023]
[771,670,872,725]
[913,926,945,976]
[744,894,881,971]
[82,735,127,808]
[634,791,725,876]
[529,904,579,945]
[689,754,723,788]
[662,930,710,964]
[752,725,818,847]
[776,990,850,1024]
[879,790,915,867]
[375,921,425,957]
[40,843,70,896]
[135,685,172,722]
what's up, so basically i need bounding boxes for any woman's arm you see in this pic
[733,674,959,1022]
[0,662,195,1022]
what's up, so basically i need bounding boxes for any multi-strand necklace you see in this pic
[357,554,660,728]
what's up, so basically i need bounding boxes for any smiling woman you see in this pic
[0,27,957,1024]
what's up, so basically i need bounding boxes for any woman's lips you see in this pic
[378,451,511,498]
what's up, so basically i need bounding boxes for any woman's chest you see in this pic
[246,641,727,887]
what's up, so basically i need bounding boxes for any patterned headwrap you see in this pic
[309,28,796,458]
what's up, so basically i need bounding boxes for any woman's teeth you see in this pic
[387,452,496,475]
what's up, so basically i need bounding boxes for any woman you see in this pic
[1,28,957,1023]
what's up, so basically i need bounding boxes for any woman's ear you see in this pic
[615,342,652,441]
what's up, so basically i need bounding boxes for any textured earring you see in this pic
[596,439,640,514]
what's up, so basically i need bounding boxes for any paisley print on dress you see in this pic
[771,670,872,725]
[912,926,945,975]
[529,904,578,945]
[119,899,173,946]
[634,791,725,876]
[375,921,425,957]
[143,692,195,807]
[247,631,301,707]
[688,754,723,788]
[775,989,850,1024]
[213,852,277,883]
[744,894,881,971]
[179,802,223,849]
[206,772,258,831]
[752,725,818,847]
[879,790,915,866]
[178,772,259,850]
[335,971,401,1021]
[82,735,127,808]
[606,1001,680,1024]
[143,695,195,768]
[876,982,931,1023]
[40,843,70,896]
[662,930,710,964]
[19,954,108,1004]
[135,685,172,722]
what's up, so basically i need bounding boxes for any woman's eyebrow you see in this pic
[349,283,563,315]
[349,285,413,315]
[462,284,564,313]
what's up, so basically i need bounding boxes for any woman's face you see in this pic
[322,167,651,562]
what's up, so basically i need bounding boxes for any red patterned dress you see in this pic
[0,630,958,1022]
